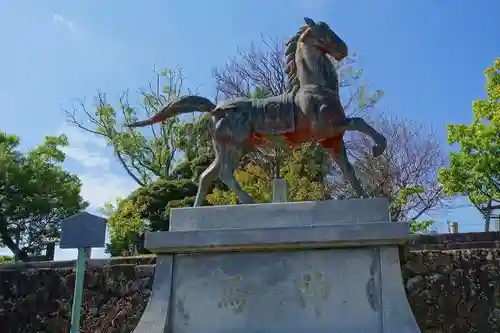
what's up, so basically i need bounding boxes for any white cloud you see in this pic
[59,124,109,169]
[58,124,139,209]
[63,146,110,169]
[50,11,138,71]
[62,127,138,260]
[79,172,138,209]
[60,124,107,148]
[53,13,74,32]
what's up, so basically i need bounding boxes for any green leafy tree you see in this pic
[0,255,14,264]
[440,58,500,231]
[409,220,434,234]
[65,67,212,186]
[391,186,435,233]
[207,162,326,205]
[103,179,198,256]
[0,131,88,260]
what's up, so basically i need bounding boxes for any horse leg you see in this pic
[194,153,221,207]
[341,117,387,157]
[219,142,255,205]
[320,137,367,198]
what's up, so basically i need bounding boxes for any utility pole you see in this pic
[448,221,459,234]
[483,200,493,232]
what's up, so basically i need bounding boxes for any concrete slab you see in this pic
[146,222,410,254]
[133,255,174,333]
[170,198,390,231]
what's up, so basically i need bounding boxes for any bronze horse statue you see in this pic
[128,17,387,207]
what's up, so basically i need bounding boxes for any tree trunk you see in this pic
[0,227,29,261]
[483,200,492,232]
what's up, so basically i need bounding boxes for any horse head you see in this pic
[300,17,348,61]
[285,18,348,92]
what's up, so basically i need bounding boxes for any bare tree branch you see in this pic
[330,114,447,221]
[64,67,188,185]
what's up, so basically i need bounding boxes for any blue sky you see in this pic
[0,0,498,260]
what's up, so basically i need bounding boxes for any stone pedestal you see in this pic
[133,198,421,333]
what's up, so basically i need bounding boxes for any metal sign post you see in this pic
[60,212,107,333]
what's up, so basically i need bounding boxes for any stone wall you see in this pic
[1,232,500,333]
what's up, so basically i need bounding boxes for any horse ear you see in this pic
[304,17,316,27]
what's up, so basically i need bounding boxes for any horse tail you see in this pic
[126,95,216,128]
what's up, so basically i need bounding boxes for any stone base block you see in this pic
[169,197,390,231]
[133,199,421,333]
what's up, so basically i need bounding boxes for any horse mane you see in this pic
[284,25,308,94]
